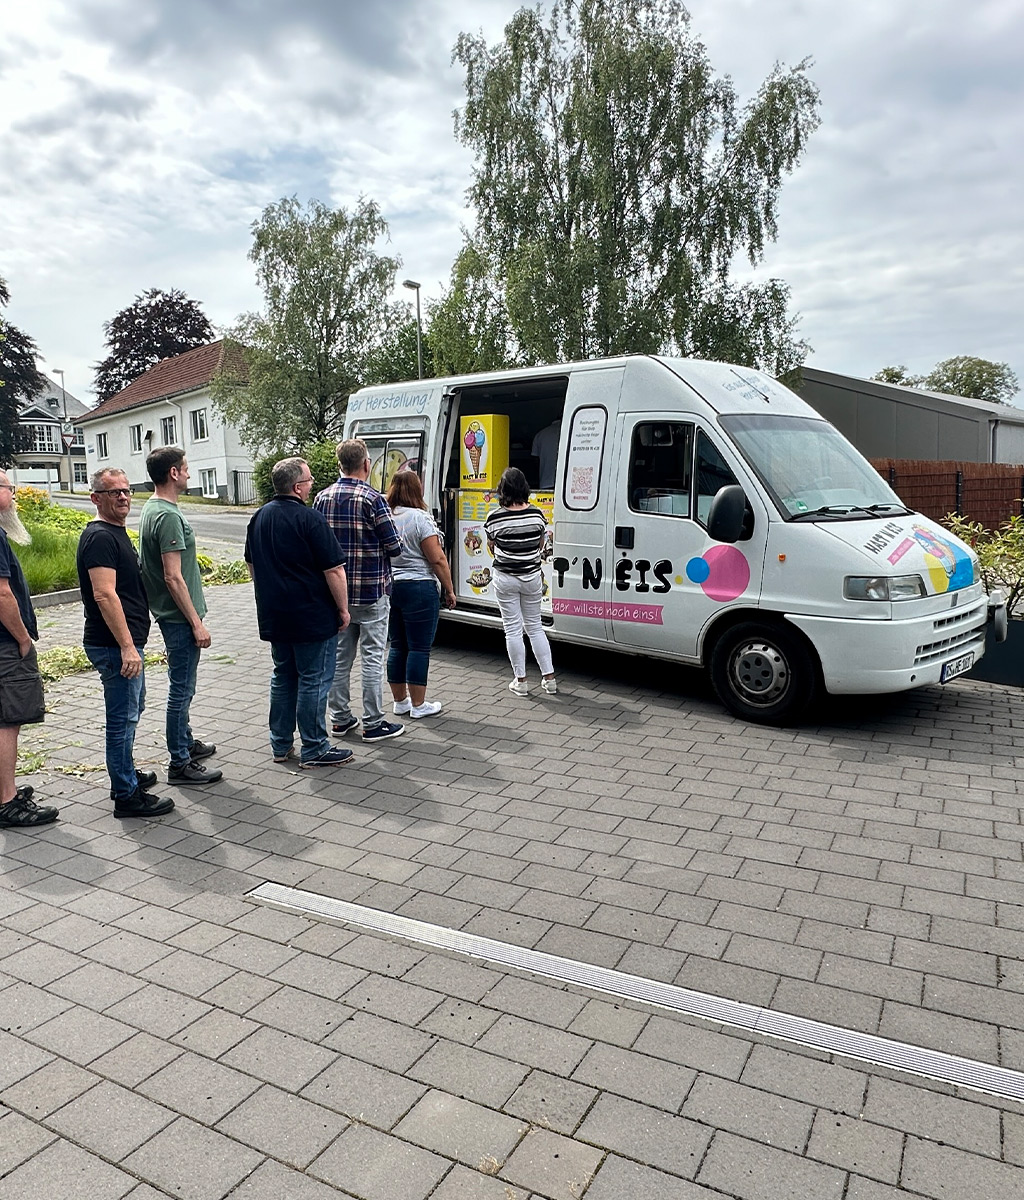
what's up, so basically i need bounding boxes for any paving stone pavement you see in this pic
[3,581,1024,1198]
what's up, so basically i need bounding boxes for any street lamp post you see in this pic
[402,279,423,380]
[53,368,74,494]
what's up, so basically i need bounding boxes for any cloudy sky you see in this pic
[2,0,1021,406]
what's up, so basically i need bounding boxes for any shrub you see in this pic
[305,440,340,498]
[253,440,338,504]
[15,488,89,533]
[943,513,1024,615]
[196,552,214,574]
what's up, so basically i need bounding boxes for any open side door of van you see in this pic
[548,366,624,646]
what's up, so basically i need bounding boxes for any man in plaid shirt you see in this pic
[314,438,405,742]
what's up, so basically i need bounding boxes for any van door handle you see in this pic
[615,526,635,550]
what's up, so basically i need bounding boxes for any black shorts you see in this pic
[0,642,45,727]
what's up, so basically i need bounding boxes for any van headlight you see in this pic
[844,574,926,601]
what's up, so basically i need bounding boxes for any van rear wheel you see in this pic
[710,622,817,724]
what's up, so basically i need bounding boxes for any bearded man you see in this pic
[0,471,58,827]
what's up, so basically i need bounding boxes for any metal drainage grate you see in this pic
[250,881,1024,1104]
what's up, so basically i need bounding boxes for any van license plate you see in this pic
[940,653,974,683]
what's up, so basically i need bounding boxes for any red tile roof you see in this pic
[79,340,245,423]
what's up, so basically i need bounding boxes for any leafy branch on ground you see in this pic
[203,560,250,585]
[943,513,1024,614]
[37,646,167,684]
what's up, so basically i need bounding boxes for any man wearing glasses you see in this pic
[77,468,173,818]
[245,457,353,768]
[0,471,58,827]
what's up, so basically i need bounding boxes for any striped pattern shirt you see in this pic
[484,505,547,576]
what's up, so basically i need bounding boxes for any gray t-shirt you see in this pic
[391,507,441,583]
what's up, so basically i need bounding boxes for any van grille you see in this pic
[914,601,987,665]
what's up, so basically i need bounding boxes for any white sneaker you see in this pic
[393,698,412,715]
[410,701,442,719]
[508,679,529,697]
[541,677,558,694]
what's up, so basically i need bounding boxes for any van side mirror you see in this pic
[707,485,752,543]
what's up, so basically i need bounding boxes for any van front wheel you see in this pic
[710,622,818,724]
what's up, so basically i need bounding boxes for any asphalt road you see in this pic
[53,492,250,559]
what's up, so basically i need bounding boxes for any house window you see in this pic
[72,429,85,447]
[160,416,176,445]
[130,424,143,453]
[96,432,109,459]
[27,424,59,453]
[200,468,217,498]
[73,462,89,485]
[190,408,209,442]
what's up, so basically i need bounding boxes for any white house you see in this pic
[78,340,255,502]
[11,374,90,492]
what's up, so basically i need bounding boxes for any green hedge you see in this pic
[253,440,339,504]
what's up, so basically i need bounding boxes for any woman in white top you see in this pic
[385,471,456,719]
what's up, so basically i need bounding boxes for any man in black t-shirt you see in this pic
[245,457,353,769]
[0,470,58,828]
[77,468,174,819]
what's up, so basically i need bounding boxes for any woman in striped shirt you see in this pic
[484,467,557,697]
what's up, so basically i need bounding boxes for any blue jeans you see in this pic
[270,636,338,763]
[85,645,146,802]
[387,580,441,688]
[330,595,390,729]
[159,619,200,768]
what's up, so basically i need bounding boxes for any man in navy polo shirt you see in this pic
[245,457,354,769]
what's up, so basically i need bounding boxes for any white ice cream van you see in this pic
[344,355,1007,723]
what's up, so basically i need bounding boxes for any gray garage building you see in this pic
[796,366,1024,465]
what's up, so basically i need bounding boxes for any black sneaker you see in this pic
[188,740,217,760]
[168,760,224,785]
[332,717,360,737]
[0,795,59,827]
[136,770,158,790]
[114,788,175,818]
[15,784,34,801]
[361,720,405,742]
[301,747,355,769]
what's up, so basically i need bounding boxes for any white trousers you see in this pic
[492,570,554,677]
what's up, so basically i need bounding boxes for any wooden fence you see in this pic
[871,459,1024,529]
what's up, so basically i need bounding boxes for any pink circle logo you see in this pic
[685,545,750,602]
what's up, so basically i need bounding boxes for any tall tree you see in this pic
[454,0,820,371]
[362,305,435,386]
[428,241,519,376]
[873,357,1019,405]
[922,356,1019,405]
[212,196,400,452]
[0,275,45,468]
[93,287,213,401]
[872,365,921,387]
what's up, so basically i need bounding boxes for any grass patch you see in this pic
[13,524,81,593]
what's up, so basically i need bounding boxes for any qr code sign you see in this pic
[570,466,594,496]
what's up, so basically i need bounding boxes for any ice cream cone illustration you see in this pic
[464,421,486,478]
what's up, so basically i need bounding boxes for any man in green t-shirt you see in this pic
[139,447,222,786]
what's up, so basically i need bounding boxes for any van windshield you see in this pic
[719,413,909,520]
